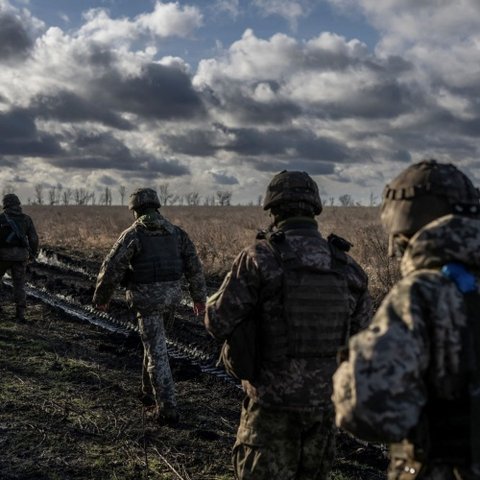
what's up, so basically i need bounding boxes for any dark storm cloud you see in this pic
[46,131,190,176]
[0,156,16,167]
[222,126,352,161]
[97,175,117,186]
[392,150,412,162]
[0,109,61,156]
[251,159,336,175]
[0,11,33,61]
[322,81,420,120]
[210,171,239,185]
[96,63,206,120]
[163,129,218,156]
[32,91,133,130]
[202,84,301,124]
[164,124,353,162]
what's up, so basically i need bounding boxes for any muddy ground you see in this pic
[0,249,388,480]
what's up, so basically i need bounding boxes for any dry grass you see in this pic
[24,205,399,305]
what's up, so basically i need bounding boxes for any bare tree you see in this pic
[74,188,91,205]
[369,191,378,207]
[216,190,232,206]
[257,194,263,206]
[34,183,44,205]
[204,194,216,206]
[185,191,201,206]
[158,183,174,206]
[118,185,127,206]
[48,186,57,205]
[171,194,183,205]
[62,188,73,205]
[338,194,354,207]
[100,187,112,206]
[329,197,335,207]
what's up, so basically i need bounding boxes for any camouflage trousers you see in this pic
[0,261,26,308]
[233,397,335,480]
[137,306,176,408]
[388,445,480,480]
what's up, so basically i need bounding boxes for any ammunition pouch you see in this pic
[219,315,259,382]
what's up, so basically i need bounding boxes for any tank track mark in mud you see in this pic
[35,248,217,307]
[2,277,240,390]
[36,248,97,279]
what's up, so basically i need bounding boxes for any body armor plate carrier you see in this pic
[130,229,183,284]
[260,229,350,361]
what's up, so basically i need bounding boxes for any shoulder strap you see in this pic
[3,213,31,253]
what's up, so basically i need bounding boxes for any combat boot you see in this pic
[155,404,179,426]
[15,306,26,323]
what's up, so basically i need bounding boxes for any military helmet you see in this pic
[381,159,480,237]
[263,170,322,215]
[2,193,21,209]
[128,188,160,211]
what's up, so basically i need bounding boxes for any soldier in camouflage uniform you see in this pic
[333,160,480,480]
[93,188,206,425]
[205,171,371,479]
[0,194,38,322]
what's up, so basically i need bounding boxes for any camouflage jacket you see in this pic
[205,218,371,410]
[333,214,480,443]
[93,212,206,311]
[0,206,39,262]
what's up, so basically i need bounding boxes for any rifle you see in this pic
[3,213,32,257]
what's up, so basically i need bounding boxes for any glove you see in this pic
[95,303,110,312]
[193,302,206,316]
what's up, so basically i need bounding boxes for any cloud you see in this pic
[0,109,61,156]
[0,8,34,61]
[210,170,239,185]
[252,0,312,28]
[95,63,205,120]
[45,130,191,177]
[195,29,416,124]
[212,0,240,19]
[32,90,133,130]
[78,2,203,45]
[137,1,203,38]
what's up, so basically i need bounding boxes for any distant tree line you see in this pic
[0,182,236,207]
[1,181,379,207]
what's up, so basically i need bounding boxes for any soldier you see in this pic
[0,193,38,322]
[93,188,206,425]
[333,160,480,479]
[205,171,371,480]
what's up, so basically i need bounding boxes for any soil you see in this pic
[0,248,388,480]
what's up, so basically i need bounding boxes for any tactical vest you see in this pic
[130,229,183,284]
[405,264,480,472]
[259,229,350,362]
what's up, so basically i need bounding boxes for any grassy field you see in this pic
[24,204,399,306]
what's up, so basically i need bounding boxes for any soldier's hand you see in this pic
[96,303,110,312]
[193,302,206,316]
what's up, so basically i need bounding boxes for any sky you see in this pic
[1,0,480,205]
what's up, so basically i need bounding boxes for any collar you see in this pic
[276,217,318,231]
